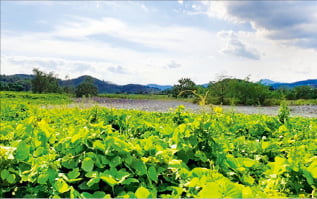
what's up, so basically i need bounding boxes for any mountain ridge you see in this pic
[1,74,316,92]
[269,79,317,89]
[0,74,160,94]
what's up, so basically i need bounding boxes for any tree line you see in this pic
[1,69,316,104]
[0,69,97,97]
[168,77,317,105]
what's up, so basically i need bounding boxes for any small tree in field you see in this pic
[32,68,60,93]
[172,78,197,98]
[75,76,98,97]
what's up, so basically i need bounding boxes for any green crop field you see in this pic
[0,92,316,198]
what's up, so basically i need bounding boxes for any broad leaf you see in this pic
[54,179,70,193]
[15,141,30,161]
[82,157,94,172]
[148,166,158,182]
[135,186,150,198]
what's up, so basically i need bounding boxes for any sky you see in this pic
[1,1,317,85]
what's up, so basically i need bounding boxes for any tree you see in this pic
[208,78,230,104]
[32,68,60,93]
[62,75,75,94]
[75,76,98,97]
[294,86,314,99]
[171,78,197,98]
[208,78,270,105]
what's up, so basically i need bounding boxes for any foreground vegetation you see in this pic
[0,92,316,198]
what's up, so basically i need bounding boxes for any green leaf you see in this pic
[85,171,98,178]
[186,177,200,187]
[168,159,182,168]
[68,178,83,183]
[109,156,122,168]
[38,173,49,184]
[307,160,317,178]
[82,192,93,198]
[70,186,81,198]
[78,181,99,191]
[135,186,150,198]
[7,174,16,184]
[1,169,10,180]
[223,183,242,198]
[198,182,222,198]
[242,174,255,185]
[54,179,70,193]
[226,155,240,169]
[15,141,30,161]
[92,191,106,198]
[194,151,208,162]
[68,168,80,179]
[131,159,147,175]
[87,177,100,187]
[148,166,158,182]
[47,168,58,182]
[100,175,118,187]
[34,146,45,157]
[82,157,94,172]
[122,178,139,185]
[240,158,256,168]
[93,140,105,151]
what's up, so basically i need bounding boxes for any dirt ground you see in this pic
[70,97,317,118]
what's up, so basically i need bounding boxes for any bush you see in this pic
[263,98,282,106]
[75,77,98,97]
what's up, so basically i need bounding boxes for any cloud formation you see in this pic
[218,31,260,60]
[2,1,317,84]
[166,60,181,68]
[108,65,128,74]
[205,1,317,49]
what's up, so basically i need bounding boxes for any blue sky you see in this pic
[1,1,317,84]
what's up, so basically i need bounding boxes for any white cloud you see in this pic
[52,16,219,55]
[108,65,128,74]
[218,31,261,60]
[2,8,317,85]
[166,60,182,69]
[203,1,317,49]
[1,17,221,84]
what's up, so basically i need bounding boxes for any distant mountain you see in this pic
[1,74,160,94]
[200,83,209,88]
[146,84,172,91]
[62,75,160,94]
[270,79,317,89]
[146,83,208,90]
[259,79,281,86]
[13,74,34,79]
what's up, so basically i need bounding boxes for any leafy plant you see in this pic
[278,101,290,124]
[0,92,316,198]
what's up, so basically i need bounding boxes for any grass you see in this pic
[98,93,193,101]
[0,91,72,105]
[286,99,317,105]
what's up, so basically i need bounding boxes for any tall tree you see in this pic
[75,76,98,97]
[171,78,197,98]
[32,68,60,93]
